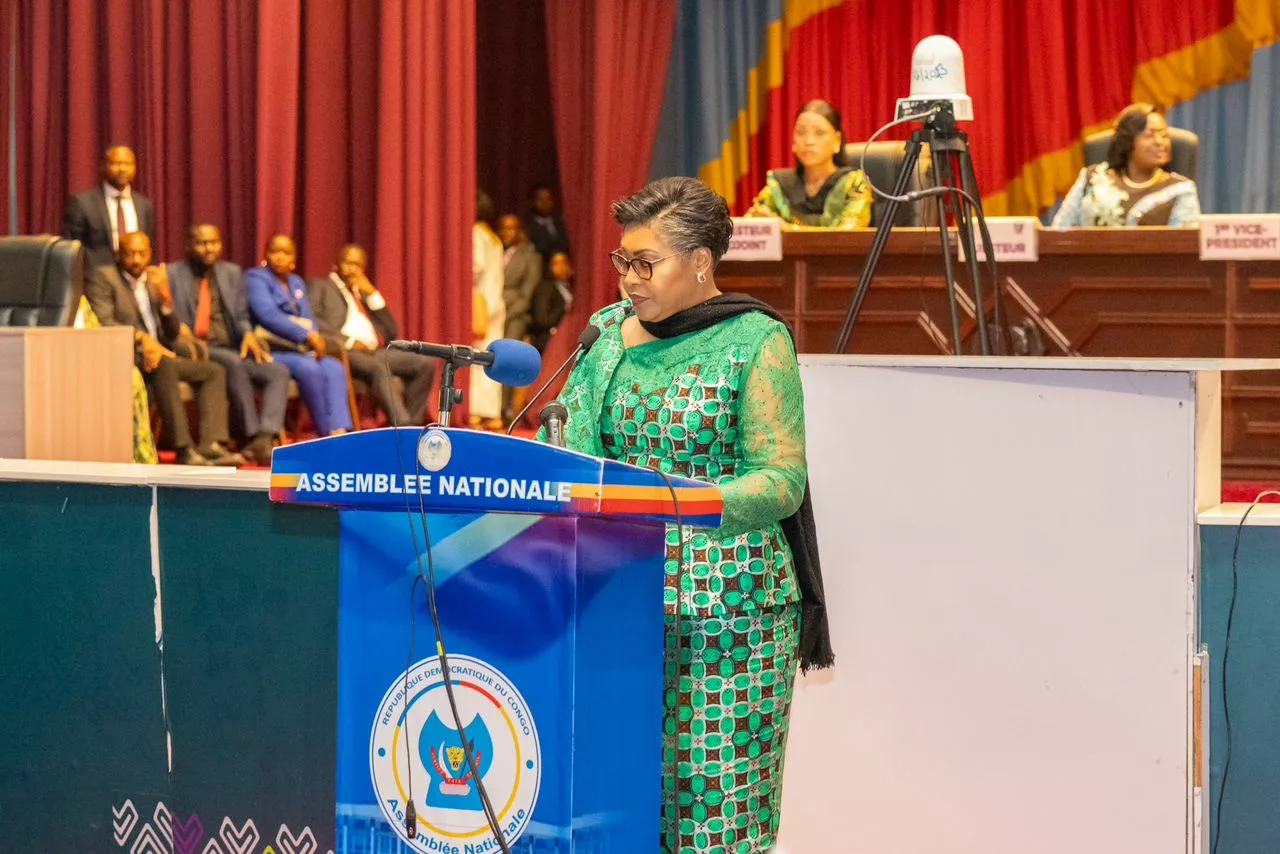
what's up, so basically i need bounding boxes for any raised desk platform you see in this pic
[718,227,1280,479]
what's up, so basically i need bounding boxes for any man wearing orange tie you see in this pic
[308,244,434,426]
[166,224,290,465]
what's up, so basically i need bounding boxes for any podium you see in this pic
[269,428,722,853]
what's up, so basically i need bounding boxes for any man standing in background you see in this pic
[498,214,542,423]
[62,145,157,269]
[525,184,570,262]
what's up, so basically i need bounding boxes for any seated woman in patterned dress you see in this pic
[545,177,833,852]
[746,98,872,228]
[1052,103,1201,228]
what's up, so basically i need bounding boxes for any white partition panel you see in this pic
[779,358,1212,854]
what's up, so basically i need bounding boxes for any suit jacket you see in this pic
[166,259,252,345]
[525,214,570,261]
[502,242,543,324]
[85,264,181,358]
[307,274,398,346]
[530,277,569,333]
[61,186,157,269]
[243,266,319,344]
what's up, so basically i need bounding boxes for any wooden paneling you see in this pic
[0,327,133,463]
[717,227,1280,480]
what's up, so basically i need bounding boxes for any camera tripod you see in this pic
[833,103,1006,355]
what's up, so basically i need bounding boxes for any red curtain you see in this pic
[773,0,1240,214]
[371,0,475,350]
[3,0,472,347]
[476,0,560,219]
[0,0,10,230]
[543,0,676,374]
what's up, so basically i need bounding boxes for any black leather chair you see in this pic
[845,141,931,227]
[0,235,84,327]
[1082,127,1199,180]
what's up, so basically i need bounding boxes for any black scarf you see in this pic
[640,293,835,672]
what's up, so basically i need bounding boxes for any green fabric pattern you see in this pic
[750,168,872,228]
[555,300,807,616]
[548,299,809,852]
[662,603,800,853]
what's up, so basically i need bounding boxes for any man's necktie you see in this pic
[115,196,128,249]
[194,277,212,339]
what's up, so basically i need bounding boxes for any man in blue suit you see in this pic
[166,225,290,465]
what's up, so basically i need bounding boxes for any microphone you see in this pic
[539,401,569,448]
[389,337,542,387]
[506,324,601,435]
[895,35,973,121]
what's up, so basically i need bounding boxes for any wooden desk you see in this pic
[0,327,133,463]
[717,227,1280,479]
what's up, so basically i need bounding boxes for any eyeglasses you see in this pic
[609,250,677,281]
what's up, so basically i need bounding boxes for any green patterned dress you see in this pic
[552,300,807,853]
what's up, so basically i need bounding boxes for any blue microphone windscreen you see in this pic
[485,338,542,387]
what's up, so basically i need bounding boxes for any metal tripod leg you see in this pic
[833,133,927,354]
[949,157,991,355]
[957,150,1008,349]
[929,140,965,352]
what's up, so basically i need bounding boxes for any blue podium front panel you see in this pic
[335,509,664,854]
[269,429,722,853]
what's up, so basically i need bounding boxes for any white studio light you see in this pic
[895,35,973,122]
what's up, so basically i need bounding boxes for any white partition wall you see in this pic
[778,357,1277,854]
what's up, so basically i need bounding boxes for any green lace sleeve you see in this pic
[718,326,807,536]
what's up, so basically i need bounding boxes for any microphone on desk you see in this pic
[388,337,542,387]
[506,324,601,435]
[539,401,569,448]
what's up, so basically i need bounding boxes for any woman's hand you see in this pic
[306,331,328,359]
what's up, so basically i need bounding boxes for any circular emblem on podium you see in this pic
[369,655,541,851]
[416,429,452,472]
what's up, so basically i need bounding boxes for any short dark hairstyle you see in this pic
[186,223,221,240]
[1107,103,1162,172]
[611,177,734,266]
[794,98,850,173]
[476,190,496,227]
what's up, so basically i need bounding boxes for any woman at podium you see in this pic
[548,177,832,852]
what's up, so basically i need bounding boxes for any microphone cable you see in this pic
[386,355,512,853]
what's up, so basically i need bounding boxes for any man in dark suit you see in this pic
[498,214,543,422]
[529,251,574,354]
[308,244,434,426]
[85,232,243,466]
[524,184,570,262]
[62,145,157,269]
[167,224,290,465]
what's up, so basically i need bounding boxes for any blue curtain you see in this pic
[648,0,781,180]
[1167,42,1280,214]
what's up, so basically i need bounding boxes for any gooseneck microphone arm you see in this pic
[506,325,601,435]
